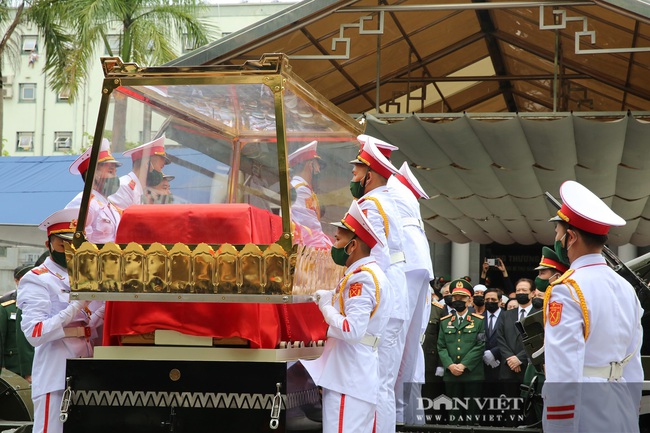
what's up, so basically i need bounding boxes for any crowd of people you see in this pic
[0,133,645,433]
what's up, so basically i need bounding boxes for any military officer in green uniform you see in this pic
[1,264,35,376]
[437,278,485,425]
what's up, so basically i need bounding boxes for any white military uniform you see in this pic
[66,190,121,244]
[109,171,143,209]
[17,257,104,433]
[358,187,407,433]
[290,175,331,248]
[542,254,643,433]
[388,174,434,424]
[302,256,391,433]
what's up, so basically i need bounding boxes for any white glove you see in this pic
[58,300,90,327]
[491,359,500,368]
[315,290,334,309]
[435,366,445,377]
[88,303,106,328]
[483,349,496,365]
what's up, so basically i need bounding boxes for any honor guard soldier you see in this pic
[543,180,643,433]
[302,200,391,433]
[288,140,331,247]
[110,135,170,208]
[520,246,569,423]
[17,208,106,433]
[391,160,435,425]
[361,134,435,426]
[350,139,407,433]
[437,278,485,424]
[66,138,122,244]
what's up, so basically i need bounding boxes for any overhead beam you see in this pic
[390,74,590,82]
[473,0,518,112]
[384,7,453,112]
[338,2,594,12]
[330,32,486,106]
[495,30,650,102]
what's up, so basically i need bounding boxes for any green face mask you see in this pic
[554,234,570,265]
[349,170,369,199]
[330,238,354,267]
[146,168,164,187]
[349,181,364,199]
[100,176,120,197]
[534,276,551,292]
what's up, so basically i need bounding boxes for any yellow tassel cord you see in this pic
[362,196,389,237]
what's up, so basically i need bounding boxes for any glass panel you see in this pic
[88,79,359,249]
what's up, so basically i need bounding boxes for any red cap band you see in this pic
[539,256,569,273]
[47,221,76,237]
[342,213,378,249]
[357,149,393,179]
[131,145,167,162]
[395,173,421,199]
[558,203,610,235]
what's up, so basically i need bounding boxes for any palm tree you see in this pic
[50,0,214,151]
[0,1,74,155]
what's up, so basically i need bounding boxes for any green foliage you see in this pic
[47,0,217,102]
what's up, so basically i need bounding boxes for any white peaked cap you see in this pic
[396,161,429,200]
[332,200,384,249]
[69,138,120,175]
[357,134,399,158]
[551,180,625,235]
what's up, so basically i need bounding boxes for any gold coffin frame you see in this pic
[69,54,359,303]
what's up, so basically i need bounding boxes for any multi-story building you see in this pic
[0,1,297,294]
[1,1,297,158]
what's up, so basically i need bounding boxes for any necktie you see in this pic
[489,314,495,335]
[519,309,526,322]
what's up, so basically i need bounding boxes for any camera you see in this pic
[486,258,497,266]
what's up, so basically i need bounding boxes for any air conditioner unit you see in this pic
[1,75,14,85]
[2,87,12,99]
[55,136,72,149]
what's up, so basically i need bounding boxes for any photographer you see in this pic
[480,258,514,295]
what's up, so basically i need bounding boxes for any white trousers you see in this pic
[396,270,430,424]
[33,390,64,433]
[322,389,375,433]
[376,316,406,433]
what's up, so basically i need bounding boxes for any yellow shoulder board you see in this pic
[471,312,484,320]
[1,299,16,307]
[432,301,445,309]
[441,313,452,320]
[551,269,575,286]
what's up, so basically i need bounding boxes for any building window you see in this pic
[21,35,38,53]
[57,89,70,102]
[54,131,73,152]
[182,34,197,53]
[0,246,7,258]
[19,83,36,102]
[105,35,121,55]
[16,132,34,152]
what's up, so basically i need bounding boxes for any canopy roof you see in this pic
[170,0,650,114]
[167,0,650,246]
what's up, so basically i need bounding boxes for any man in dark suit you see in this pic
[496,278,538,401]
[480,288,504,425]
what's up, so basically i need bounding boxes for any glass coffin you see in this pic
[67,54,363,303]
